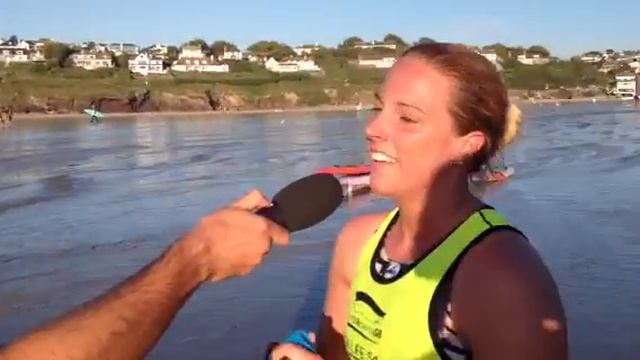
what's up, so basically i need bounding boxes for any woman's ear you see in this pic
[457,130,487,159]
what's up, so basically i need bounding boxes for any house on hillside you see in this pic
[179,45,206,59]
[353,41,397,50]
[580,51,603,63]
[615,73,637,95]
[108,43,139,56]
[264,57,322,73]
[220,50,243,61]
[129,53,166,75]
[604,49,617,60]
[294,44,322,56]
[171,46,228,72]
[70,51,114,70]
[171,58,229,72]
[146,44,169,57]
[0,46,30,64]
[478,49,504,71]
[0,38,33,64]
[355,54,396,69]
[517,52,550,65]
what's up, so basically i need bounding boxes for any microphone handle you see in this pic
[255,202,289,231]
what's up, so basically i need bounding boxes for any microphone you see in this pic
[256,173,344,232]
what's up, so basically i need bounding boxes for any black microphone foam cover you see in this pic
[258,173,343,232]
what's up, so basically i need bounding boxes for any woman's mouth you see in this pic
[371,151,397,164]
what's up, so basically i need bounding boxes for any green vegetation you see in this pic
[0,37,620,113]
[210,41,239,57]
[43,41,74,68]
[247,41,294,60]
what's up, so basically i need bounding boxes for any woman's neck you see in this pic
[392,171,482,254]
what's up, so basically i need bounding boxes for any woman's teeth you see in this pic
[371,152,397,163]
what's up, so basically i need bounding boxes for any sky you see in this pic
[0,0,635,58]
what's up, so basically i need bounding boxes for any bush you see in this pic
[30,63,49,74]
[554,88,572,99]
[298,88,330,106]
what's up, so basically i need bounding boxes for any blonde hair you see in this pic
[499,104,522,150]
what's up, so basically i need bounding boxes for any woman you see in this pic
[271,43,567,360]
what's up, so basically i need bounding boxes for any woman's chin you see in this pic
[370,177,396,197]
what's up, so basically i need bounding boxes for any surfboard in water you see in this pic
[84,109,105,118]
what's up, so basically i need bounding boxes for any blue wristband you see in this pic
[284,330,317,353]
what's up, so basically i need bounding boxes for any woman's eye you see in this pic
[400,116,418,123]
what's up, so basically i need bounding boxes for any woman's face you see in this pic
[366,55,484,198]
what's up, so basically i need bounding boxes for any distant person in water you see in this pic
[89,104,99,123]
[0,105,13,128]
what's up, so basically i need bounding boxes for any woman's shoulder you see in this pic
[330,211,394,282]
[451,229,567,355]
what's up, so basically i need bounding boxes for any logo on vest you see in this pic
[348,291,385,344]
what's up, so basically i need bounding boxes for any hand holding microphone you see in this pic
[179,174,344,283]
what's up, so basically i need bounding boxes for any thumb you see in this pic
[230,189,271,211]
[266,219,289,246]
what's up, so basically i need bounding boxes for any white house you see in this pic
[147,44,169,57]
[580,52,603,63]
[264,57,322,73]
[171,58,229,73]
[70,51,114,70]
[356,55,396,69]
[354,41,397,50]
[517,52,550,65]
[220,50,243,61]
[129,52,166,75]
[615,73,637,95]
[108,43,139,56]
[0,46,30,64]
[478,50,504,71]
[294,44,322,56]
[179,45,205,59]
[171,45,229,72]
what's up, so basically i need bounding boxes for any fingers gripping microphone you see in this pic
[256,173,344,232]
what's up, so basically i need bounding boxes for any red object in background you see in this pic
[315,165,370,176]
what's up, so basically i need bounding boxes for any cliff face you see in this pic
[7,88,376,114]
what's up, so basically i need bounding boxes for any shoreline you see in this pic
[13,104,367,121]
[11,97,631,121]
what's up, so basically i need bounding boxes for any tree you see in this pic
[8,35,18,45]
[182,38,210,54]
[339,36,363,48]
[86,41,96,50]
[43,41,74,67]
[111,53,130,69]
[528,45,550,57]
[165,46,179,67]
[383,33,407,47]
[210,41,239,58]
[247,41,294,60]
[416,37,436,45]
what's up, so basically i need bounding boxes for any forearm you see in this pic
[0,239,206,360]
